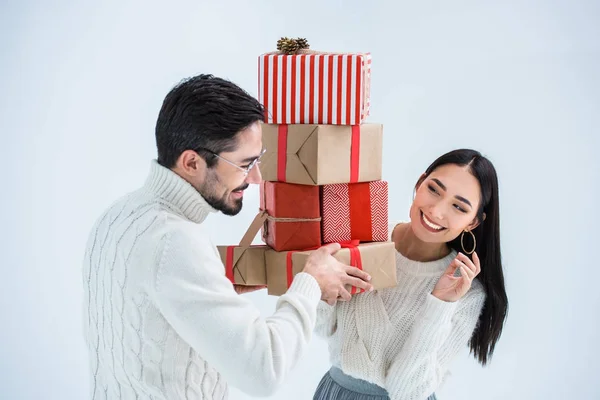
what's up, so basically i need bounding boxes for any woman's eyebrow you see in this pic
[432,178,472,207]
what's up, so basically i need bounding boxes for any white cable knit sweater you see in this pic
[315,223,486,400]
[82,160,322,399]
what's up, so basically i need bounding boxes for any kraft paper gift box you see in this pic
[260,123,383,186]
[217,245,268,286]
[259,181,321,252]
[321,181,389,244]
[258,50,372,125]
[265,241,397,296]
[216,212,269,286]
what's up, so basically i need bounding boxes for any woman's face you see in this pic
[409,163,482,244]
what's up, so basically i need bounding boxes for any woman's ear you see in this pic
[468,212,486,231]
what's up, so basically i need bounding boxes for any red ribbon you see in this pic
[225,246,235,283]
[339,240,365,294]
[286,251,296,288]
[349,247,364,294]
[348,183,373,241]
[350,125,360,183]
[285,245,320,288]
[338,239,360,248]
[277,125,288,181]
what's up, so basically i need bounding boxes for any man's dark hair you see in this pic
[155,74,265,168]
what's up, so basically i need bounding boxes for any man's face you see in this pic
[195,122,264,215]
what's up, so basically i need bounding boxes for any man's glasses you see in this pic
[198,148,267,176]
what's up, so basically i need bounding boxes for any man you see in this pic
[82,74,373,399]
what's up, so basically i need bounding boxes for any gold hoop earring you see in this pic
[461,230,476,254]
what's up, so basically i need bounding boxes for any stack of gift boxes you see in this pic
[218,38,397,296]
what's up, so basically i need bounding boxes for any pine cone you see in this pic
[276,37,292,51]
[276,37,309,54]
[280,40,300,54]
[295,37,309,50]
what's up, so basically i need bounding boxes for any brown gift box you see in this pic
[217,245,268,285]
[260,123,383,185]
[265,241,397,296]
[259,181,321,251]
[217,212,269,286]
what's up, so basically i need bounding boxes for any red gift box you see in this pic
[259,181,322,251]
[258,51,371,125]
[321,181,388,243]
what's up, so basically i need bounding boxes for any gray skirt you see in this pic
[313,367,437,400]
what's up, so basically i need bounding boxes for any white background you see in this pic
[2,0,599,399]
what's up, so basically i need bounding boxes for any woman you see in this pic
[313,149,509,400]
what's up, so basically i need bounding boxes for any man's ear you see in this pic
[175,150,206,177]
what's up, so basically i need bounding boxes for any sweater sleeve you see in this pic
[385,286,486,400]
[148,227,322,397]
[314,301,337,338]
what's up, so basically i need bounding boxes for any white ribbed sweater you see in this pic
[315,223,486,400]
[82,160,322,399]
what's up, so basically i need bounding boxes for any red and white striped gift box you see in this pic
[258,51,371,125]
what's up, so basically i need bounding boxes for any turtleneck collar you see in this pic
[143,160,218,224]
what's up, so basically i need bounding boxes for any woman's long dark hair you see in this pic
[422,149,508,366]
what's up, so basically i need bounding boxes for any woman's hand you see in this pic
[432,252,481,302]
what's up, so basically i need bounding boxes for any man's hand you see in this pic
[302,243,373,305]
[234,285,267,295]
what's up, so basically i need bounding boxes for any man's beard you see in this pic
[198,170,248,216]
